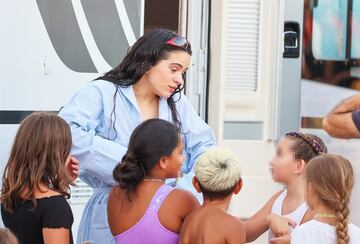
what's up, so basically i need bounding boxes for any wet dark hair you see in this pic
[97,28,192,135]
[285,132,327,163]
[113,119,180,200]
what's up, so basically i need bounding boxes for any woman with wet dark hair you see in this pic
[59,28,215,244]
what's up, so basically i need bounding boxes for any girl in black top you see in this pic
[1,112,79,244]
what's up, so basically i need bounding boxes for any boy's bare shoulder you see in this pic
[202,208,243,227]
[224,214,246,243]
[206,210,245,243]
[228,214,244,229]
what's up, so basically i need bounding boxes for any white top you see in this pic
[291,219,360,244]
[269,190,308,240]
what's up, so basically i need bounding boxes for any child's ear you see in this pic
[192,177,202,193]
[233,179,243,194]
[159,156,168,170]
[294,159,306,174]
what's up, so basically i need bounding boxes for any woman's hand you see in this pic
[66,156,79,184]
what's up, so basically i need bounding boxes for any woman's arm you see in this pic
[174,95,216,193]
[59,82,128,186]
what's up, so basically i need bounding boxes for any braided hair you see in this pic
[285,132,327,163]
[306,154,354,244]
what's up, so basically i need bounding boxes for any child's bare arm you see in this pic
[43,228,70,244]
[268,215,296,237]
[269,234,291,244]
[244,190,283,242]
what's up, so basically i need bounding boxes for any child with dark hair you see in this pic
[107,119,199,244]
[179,148,245,244]
[292,154,360,244]
[1,112,78,244]
[244,132,327,243]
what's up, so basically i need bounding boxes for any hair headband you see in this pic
[285,132,324,154]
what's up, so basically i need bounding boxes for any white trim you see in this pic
[72,0,112,72]
[185,0,209,119]
[114,0,137,45]
[140,0,145,35]
[274,0,285,140]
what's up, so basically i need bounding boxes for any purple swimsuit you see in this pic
[114,184,179,244]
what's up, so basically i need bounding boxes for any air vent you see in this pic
[226,0,260,92]
[69,179,93,204]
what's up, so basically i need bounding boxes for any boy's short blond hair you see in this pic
[195,148,241,192]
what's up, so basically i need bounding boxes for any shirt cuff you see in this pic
[351,109,360,132]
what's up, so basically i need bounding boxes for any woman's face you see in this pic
[269,138,297,183]
[145,51,191,98]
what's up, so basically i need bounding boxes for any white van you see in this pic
[1,1,359,243]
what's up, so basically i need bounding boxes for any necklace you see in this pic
[143,178,165,183]
[314,213,336,219]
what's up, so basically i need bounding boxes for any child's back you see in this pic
[291,219,360,244]
[180,204,244,244]
[109,183,197,244]
[179,148,245,244]
[108,119,199,244]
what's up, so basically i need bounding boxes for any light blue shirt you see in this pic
[59,79,216,244]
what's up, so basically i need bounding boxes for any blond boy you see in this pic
[179,148,245,244]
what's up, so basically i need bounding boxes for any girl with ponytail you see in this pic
[291,154,360,244]
[107,119,199,244]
